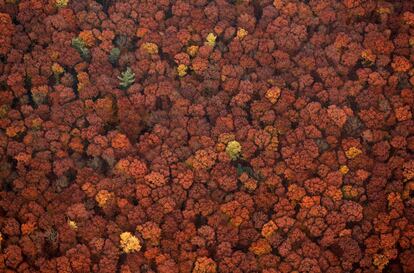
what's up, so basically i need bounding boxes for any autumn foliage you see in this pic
[0,0,413,272]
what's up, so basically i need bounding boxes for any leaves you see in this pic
[71,37,90,61]
[118,67,135,90]
[236,163,261,181]
[108,47,121,65]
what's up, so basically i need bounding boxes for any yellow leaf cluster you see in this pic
[120,232,141,253]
